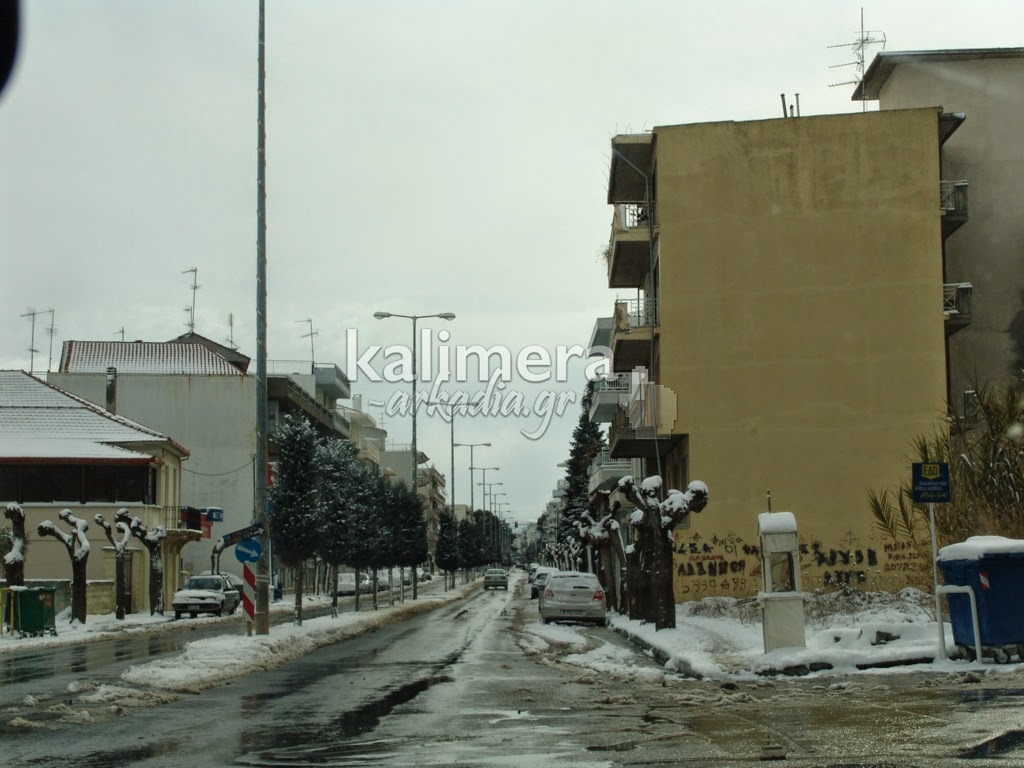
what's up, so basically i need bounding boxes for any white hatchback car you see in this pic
[172,574,241,619]
[538,571,608,626]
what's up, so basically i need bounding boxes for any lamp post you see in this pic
[425,400,465,512]
[477,470,500,512]
[373,311,455,493]
[455,443,491,512]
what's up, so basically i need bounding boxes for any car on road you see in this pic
[483,568,508,590]
[336,573,359,596]
[172,574,241,619]
[538,571,608,626]
[530,567,557,599]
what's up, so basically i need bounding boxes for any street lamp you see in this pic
[374,311,456,493]
[454,443,491,511]
[477,469,500,511]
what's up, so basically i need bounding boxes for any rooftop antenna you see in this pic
[182,267,199,332]
[43,309,56,372]
[225,313,238,350]
[296,317,318,367]
[20,307,39,373]
[115,327,126,342]
[827,7,886,111]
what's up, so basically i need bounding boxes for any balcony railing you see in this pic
[943,282,973,320]
[614,202,656,232]
[593,373,631,392]
[587,450,633,477]
[614,298,658,329]
[940,180,969,213]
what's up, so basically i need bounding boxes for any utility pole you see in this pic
[254,0,270,636]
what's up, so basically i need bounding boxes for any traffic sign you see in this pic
[912,462,951,503]
[235,538,263,564]
[218,522,265,549]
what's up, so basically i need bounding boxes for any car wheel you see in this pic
[215,609,223,617]
[190,612,197,618]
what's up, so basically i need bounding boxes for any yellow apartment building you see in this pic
[602,107,955,599]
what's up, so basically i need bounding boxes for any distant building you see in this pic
[855,47,1024,409]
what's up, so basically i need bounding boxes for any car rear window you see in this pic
[549,575,599,590]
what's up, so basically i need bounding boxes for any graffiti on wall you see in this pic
[674,529,887,596]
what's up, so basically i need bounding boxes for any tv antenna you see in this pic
[115,327,126,342]
[296,318,318,367]
[43,309,56,372]
[20,307,40,373]
[827,7,886,110]
[225,313,238,350]
[182,267,200,332]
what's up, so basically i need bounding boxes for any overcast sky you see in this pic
[1,1,1021,524]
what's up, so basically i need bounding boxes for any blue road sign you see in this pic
[235,538,263,563]
[204,507,224,522]
[912,462,951,503]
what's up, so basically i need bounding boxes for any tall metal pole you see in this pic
[411,317,418,494]
[469,446,475,511]
[254,0,270,636]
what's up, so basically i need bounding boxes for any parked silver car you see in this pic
[538,571,608,626]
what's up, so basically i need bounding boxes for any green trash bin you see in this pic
[14,588,57,637]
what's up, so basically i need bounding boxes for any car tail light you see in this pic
[593,589,605,602]
[544,588,554,599]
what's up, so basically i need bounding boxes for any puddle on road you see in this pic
[961,728,1024,759]
[237,674,454,762]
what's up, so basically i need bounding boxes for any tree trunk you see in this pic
[114,550,126,620]
[644,513,677,630]
[148,546,164,616]
[3,505,26,586]
[354,568,362,612]
[294,565,304,625]
[71,557,88,624]
[330,563,339,612]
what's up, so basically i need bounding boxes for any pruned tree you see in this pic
[435,507,459,590]
[618,475,709,629]
[577,499,626,612]
[37,509,90,623]
[268,413,322,625]
[95,509,132,620]
[116,509,167,615]
[4,503,27,586]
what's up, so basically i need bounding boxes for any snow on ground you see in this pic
[4,580,1020,694]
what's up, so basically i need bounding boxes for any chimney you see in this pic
[105,367,117,414]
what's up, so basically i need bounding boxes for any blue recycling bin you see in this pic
[938,541,1024,653]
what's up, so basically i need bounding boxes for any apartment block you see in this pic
[602,107,953,597]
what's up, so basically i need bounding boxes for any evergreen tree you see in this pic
[392,480,428,599]
[268,413,322,625]
[346,463,383,611]
[317,437,363,611]
[558,384,605,570]
[435,507,459,589]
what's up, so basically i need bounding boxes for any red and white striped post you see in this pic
[242,563,256,633]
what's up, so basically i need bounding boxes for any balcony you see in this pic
[315,364,352,401]
[589,374,630,423]
[358,440,381,466]
[608,203,655,289]
[588,450,642,494]
[610,298,658,373]
[608,134,653,204]
[944,282,973,333]
[608,383,683,460]
[267,375,347,440]
[940,180,969,239]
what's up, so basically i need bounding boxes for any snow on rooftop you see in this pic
[0,371,182,460]
[758,511,797,534]
[937,536,1024,562]
[59,340,242,376]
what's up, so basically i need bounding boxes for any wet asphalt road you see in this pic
[6,580,1024,767]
